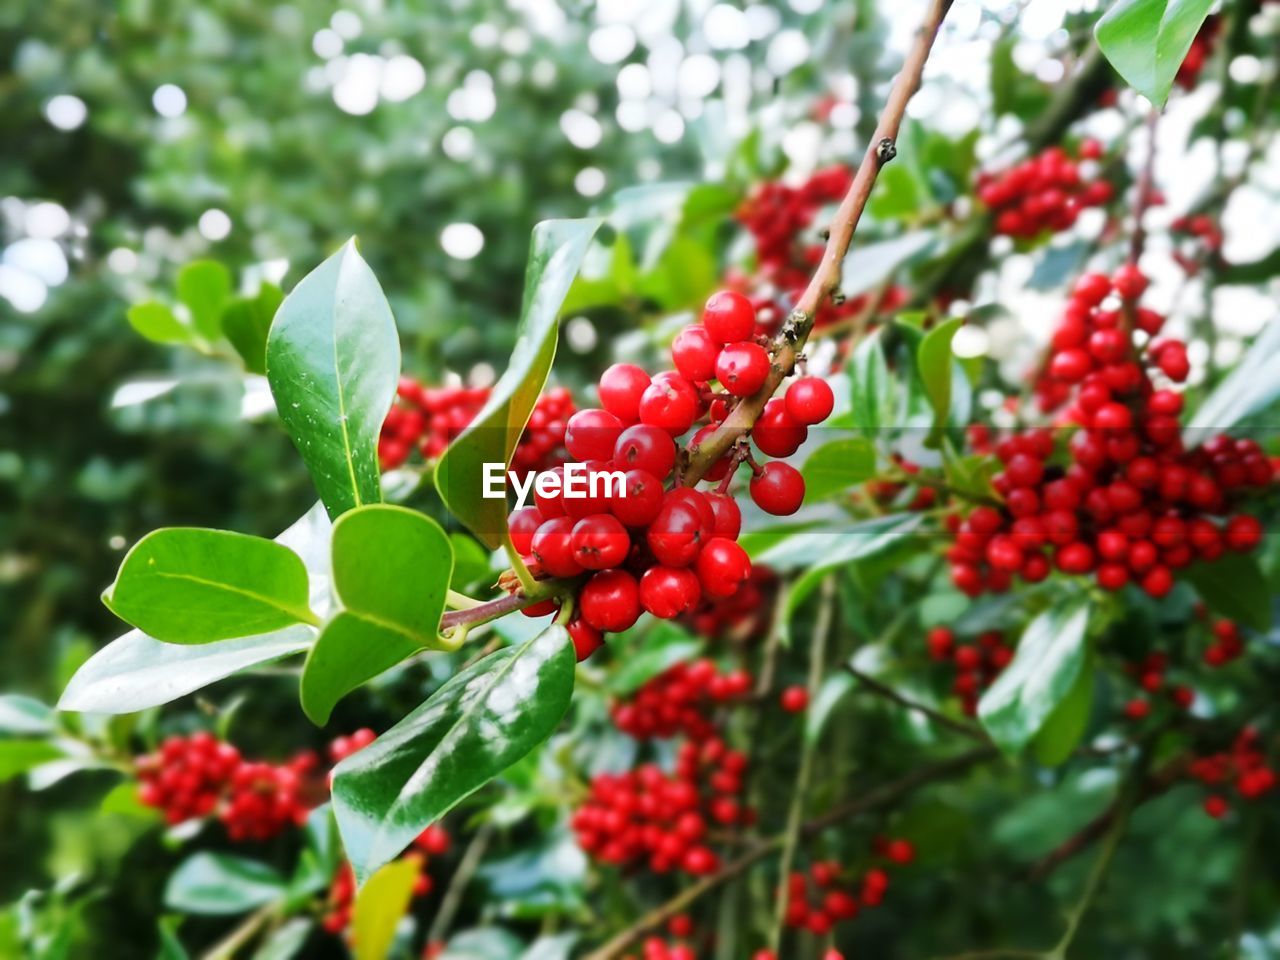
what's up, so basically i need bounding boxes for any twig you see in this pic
[683,0,957,484]
[1127,108,1160,268]
[769,578,836,952]
[199,902,277,960]
[846,666,991,743]
[439,590,543,630]
[583,746,996,960]
[426,820,496,945]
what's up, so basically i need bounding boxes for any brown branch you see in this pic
[683,0,956,484]
[1025,754,1186,883]
[1128,108,1160,268]
[439,591,537,630]
[583,746,996,960]
[846,666,992,743]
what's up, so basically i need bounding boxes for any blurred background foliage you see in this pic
[2,0,1280,957]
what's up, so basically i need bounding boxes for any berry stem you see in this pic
[768,577,836,953]
[683,0,956,485]
[438,588,558,631]
[845,665,990,743]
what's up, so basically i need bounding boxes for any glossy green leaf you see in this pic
[436,219,602,548]
[176,260,233,340]
[164,853,286,916]
[251,919,313,960]
[127,302,191,344]
[978,597,1092,754]
[58,627,314,714]
[266,239,400,520]
[802,438,876,501]
[103,528,315,644]
[848,329,893,438]
[301,505,454,725]
[918,318,962,445]
[333,624,575,885]
[222,283,283,375]
[0,741,66,783]
[805,672,854,746]
[1032,657,1094,767]
[1183,553,1272,632]
[1094,0,1215,106]
[353,858,419,960]
[1187,319,1280,440]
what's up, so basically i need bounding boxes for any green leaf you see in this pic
[848,329,894,438]
[801,438,876,501]
[251,919,313,960]
[0,740,66,782]
[176,260,233,340]
[1187,320,1280,439]
[1094,0,1215,107]
[0,695,55,735]
[58,626,313,713]
[301,505,454,725]
[266,239,400,520]
[100,781,160,819]
[127,302,191,344]
[918,318,963,445]
[436,219,601,548]
[805,672,854,746]
[1032,657,1094,767]
[164,853,286,916]
[222,284,283,375]
[608,623,704,695]
[352,858,419,960]
[333,624,575,885]
[840,231,936,299]
[103,528,315,644]
[1183,553,1272,632]
[978,597,1092,754]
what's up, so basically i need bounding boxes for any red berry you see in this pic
[1112,264,1148,300]
[648,491,713,567]
[507,506,544,556]
[779,685,808,712]
[784,377,835,425]
[752,398,807,458]
[695,537,752,599]
[716,342,771,397]
[702,290,756,344]
[672,324,720,382]
[598,363,651,422]
[638,372,699,435]
[926,626,954,661]
[1050,348,1092,383]
[531,516,584,577]
[579,570,641,633]
[750,462,805,516]
[568,617,605,661]
[614,424,677,479]
[611,469,665,527]
[705,492,742,540]
[1224,515,1262,552]
[565,409,623,462]
[639,566,702,619]
[571,514,631,570]
[1203,795,1229,819]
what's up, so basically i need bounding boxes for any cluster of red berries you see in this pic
[379,378,574,472]
[509,290,834,649]
[623,916,700,960]
[1170,214,1224,274]
[1201,617,1247,667]
[1121,652,1195,720]
[926,628,1012,716]
[571,736,752,877]
[781,840,915,935]
[136,732,316,839]
[681,566,778,643]
[611,660,752,740]
[865,456,938,511]
[976,141,1112,239]
[948,267,1270,599]
[1189,727,1276,819]
[321,825,451,935]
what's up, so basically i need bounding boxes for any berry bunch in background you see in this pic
[611,660,752,740]
[136,732,315,839]
[571,736,753,877]
[1176,16,1219,89]
[507,289,834,652]
[1120,651,1195,720]
[1189,727,1276,820]
[976,141,1113,239]
[682,565,778,643]
[1170,213,1224,274]
[946,266,1272,600]
[779,839,914,936]
[379,378,575,472]
[926,628,1012,716]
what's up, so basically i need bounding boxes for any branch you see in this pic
[1127,108,1160,268]
[583,746,996,960]
[846,665,991,743]
[439,590,546,630]
[683,0,956,484]
[425,820,495,945]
